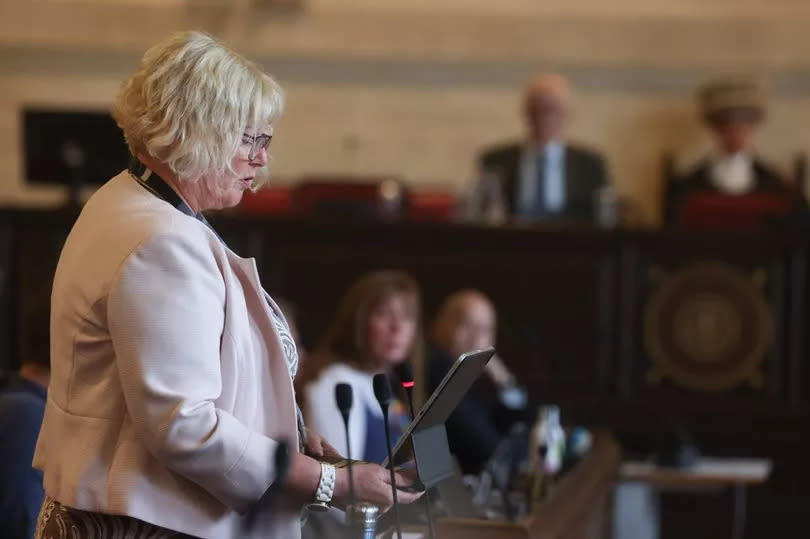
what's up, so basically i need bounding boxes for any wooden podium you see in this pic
[435,431,621,539]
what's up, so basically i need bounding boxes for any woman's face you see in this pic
[195,130,271,211]
[366,294,417,370]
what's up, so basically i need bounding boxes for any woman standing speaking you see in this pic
[33,31,419,539]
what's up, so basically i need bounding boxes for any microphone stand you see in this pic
[335,383,357,503]
[373,374,403,539]
[397,366,436,539]
[336,382,377,539]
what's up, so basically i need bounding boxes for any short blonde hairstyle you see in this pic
[112,31,284,182]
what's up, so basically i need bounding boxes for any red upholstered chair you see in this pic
[407,190,456,222]
[238,184,293,215]
[678,192,796,229]
[292,176,408,220]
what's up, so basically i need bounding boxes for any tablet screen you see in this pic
[384,347,495,467]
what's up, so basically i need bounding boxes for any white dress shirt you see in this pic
[710,152,756,195]
[304,364,379,461]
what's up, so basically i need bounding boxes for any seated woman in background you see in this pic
[299,271,421,463]
[427,290,529,475]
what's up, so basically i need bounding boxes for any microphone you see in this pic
[372,373,403,539]
[394,362,417,420]
[393,362,436,539]
[334,382,357,504]
[243,440,290,532]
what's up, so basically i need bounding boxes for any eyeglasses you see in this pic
[242,133,272,161]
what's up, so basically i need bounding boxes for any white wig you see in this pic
[112,31,284,182]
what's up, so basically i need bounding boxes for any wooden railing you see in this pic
[1,209,807,492]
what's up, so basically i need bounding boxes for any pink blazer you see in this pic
[34,172,301,538]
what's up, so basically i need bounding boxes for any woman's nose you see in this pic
[251,146,267,166]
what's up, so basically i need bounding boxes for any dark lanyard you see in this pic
[128,155,188,211]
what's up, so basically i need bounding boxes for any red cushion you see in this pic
[238,185,292,215]
[679,192,794,229]
[407,191,456,221]
[293,177,406,219]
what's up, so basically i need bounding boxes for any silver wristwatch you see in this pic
[307,462,336,512]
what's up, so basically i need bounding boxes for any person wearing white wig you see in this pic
[33,31,420,539]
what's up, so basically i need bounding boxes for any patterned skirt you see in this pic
[35,497,198,539]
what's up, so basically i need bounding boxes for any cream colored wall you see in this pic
[2,0,810,222]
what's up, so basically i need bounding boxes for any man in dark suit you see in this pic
[471,73,610,222]
[426,290,529,474]
[665,79,795,223]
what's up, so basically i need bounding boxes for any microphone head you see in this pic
[394,362,415,389]
[335,383,353,418]
[274,440,290,485]
[372,373,392,408]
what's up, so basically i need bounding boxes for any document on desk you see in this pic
[692,458,772,480]
[621,457,772,482]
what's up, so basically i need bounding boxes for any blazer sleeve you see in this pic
[107,224,280,513]
[594,152,609,188]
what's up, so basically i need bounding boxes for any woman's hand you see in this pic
[304,430,343,461]
[332,463,423,512]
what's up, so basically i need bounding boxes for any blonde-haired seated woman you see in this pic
[33,32,419,539]
[299,271,422,466]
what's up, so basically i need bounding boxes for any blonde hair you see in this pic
[112,31,284,182]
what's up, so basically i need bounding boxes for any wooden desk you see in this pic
[436,431,621,539]
[620,458,772,539]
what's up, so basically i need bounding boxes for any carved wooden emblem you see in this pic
[644,262,771,391]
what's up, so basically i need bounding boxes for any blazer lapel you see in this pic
[227,252,273,319]
[564,146,581,203]
[225,250,300,446]
[501,146,523,213]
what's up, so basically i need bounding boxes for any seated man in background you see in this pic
[0,295,50,539]
[666,79,796,223]
[470,73,610,223]
[427,290,529,475]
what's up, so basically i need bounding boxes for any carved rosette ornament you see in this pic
[644,262,771,391]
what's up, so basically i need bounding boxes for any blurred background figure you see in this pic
[665,79,797,223]
[298,270,422,464]
[0,286,51,539]
[0,359,49,539]
[427,290,529,474]
[469,73,611,224]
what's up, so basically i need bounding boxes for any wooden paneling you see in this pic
[3,210,809,488]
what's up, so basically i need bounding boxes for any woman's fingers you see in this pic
[321,439,343,459]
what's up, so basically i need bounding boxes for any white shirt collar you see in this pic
[525,139,564,156]
[710,152,755,195]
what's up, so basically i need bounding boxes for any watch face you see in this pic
[307,502,330,513]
